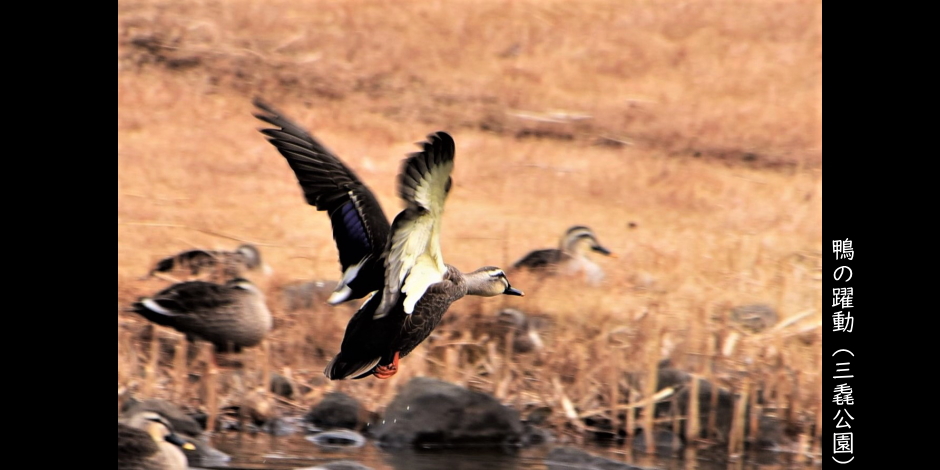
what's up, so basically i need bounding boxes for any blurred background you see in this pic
[118,0,822,468]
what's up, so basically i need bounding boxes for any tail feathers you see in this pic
[324,354,380,380]
[130,298,179,327]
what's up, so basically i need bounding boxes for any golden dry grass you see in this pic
[118,0,822,456]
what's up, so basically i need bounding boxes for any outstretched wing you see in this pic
[374,132,455,319]
[253,98,391,303]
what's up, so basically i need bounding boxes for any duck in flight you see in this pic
[253,99,523,379]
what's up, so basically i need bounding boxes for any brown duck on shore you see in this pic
[147,243,268,282]
[254,99,523,380]
[118,411,195,470]
[128,277,273,430]
[493,308,547,354]
[130,277,272,354]
[511,225,615,285]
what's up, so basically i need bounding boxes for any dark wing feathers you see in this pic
[253,99,391,293]
[131,282,236,332]
[397,132,455,211]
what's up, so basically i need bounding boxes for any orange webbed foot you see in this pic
[373,351,401,379]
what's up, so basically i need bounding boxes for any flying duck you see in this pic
[147,243,267,282]
[253,100,390,306]
[118,411,195,470]
[512,225,615,284]
[253,99,523,380]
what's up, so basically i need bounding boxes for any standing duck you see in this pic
[118,411,195,470]
[253,99,523,380]
[129,277,272,354]
[512,225,615,284]
[128,277,273,431]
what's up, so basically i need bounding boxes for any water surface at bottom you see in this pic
[201,432,818,470]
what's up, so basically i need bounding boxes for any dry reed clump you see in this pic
[118,0,821,458]
[118,0,821,169]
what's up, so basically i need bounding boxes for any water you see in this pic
[198,432,819,470]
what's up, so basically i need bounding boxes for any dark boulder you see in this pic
[306,430,367,450]
[299,461,374,470]
[306,392,363,430]
[372,377,524,448]
[270,372,295,399]
[631,429,683,455]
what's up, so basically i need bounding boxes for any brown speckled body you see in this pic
[131,279,272,352]
[149,244,262,282]
[512,249,572,271]
[327,265,468,379]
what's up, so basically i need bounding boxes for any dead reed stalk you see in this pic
[173,338,187,401]
[687,372,701,443]
[643,323,662,454]
[143,328,161,397]
[608,339,621,435]
[728,378,749,456]
[203,343,218,433]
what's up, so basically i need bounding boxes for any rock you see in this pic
[525,406,553,426]
[651,368,734,441]
[631,429,683,454]
[373,377,524,448]
[521,424,553,446]
[753,414,794,451]
[544,446,647,470]
[270,372,295,399]
[581,414,625,443]
[239,388,277,427]
[654,367,691,390]
[306,392,362,430]
[297,461,374,470]
[306,430,367,450]
[730,304,778,332]
[265,416,302,436]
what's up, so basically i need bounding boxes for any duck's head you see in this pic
[236,244,266,270]
[562,225,615,258]
[126,412,196,451]
[467,267,525,297]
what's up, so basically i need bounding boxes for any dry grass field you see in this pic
[118,0,822,459]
